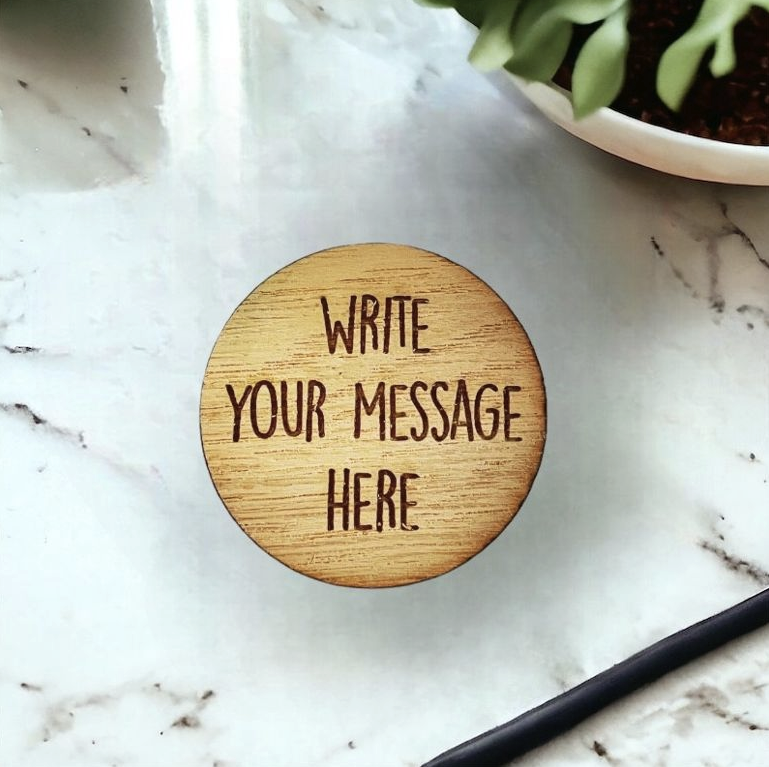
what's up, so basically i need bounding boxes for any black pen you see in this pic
[422,587,769,767]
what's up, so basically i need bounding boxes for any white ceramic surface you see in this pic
[1,2,768,767]
[508,76,769,186]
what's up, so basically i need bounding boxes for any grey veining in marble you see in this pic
[0,0,163,191]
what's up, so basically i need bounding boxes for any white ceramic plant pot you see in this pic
[510,75,769,186]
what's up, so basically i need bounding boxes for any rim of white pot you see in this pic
[509,75,769,186]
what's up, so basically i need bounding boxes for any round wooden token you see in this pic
[200,244,546,587]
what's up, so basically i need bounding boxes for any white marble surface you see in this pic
[1,2,768,766]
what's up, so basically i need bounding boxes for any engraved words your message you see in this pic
[223,294,525,534]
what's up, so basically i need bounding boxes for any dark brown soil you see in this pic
[553,2,769,145]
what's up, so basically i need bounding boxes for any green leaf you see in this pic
[657,0,760,111]
[571,3,630,118]
[505,19,573,81]
[468,0,523,71]
[710,27,736,77]
[506,0,627,83]
[417,0,768,116]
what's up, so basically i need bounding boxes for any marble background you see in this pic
[1,1,767,766]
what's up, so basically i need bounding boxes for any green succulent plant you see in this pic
[419,0,769,118]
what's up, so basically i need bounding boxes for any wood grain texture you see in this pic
[200,244,546,587]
